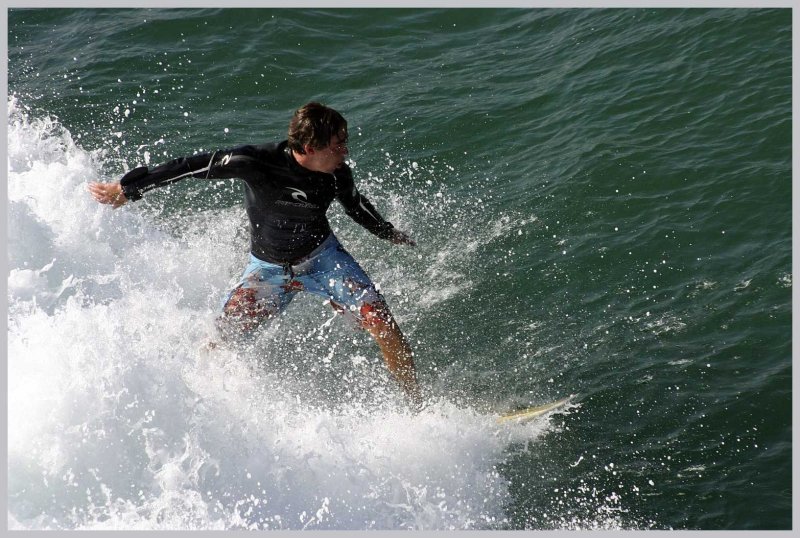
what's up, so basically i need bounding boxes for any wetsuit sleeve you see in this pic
[335,167,395,240]
[120,145,263,201]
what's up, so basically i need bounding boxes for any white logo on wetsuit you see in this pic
[287,187,308,202]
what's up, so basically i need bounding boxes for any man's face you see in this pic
[311,131,349,173]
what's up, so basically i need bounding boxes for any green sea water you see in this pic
[7,8,792,530]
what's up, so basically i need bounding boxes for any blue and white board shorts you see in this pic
[219,234,386,334]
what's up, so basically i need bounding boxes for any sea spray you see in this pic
[8,99,559,530]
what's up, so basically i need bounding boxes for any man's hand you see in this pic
[389,229,416,247]
[88,182,128,208]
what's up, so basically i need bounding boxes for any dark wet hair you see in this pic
[287,102,348,154]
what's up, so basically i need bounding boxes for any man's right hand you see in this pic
[88,182,128,208]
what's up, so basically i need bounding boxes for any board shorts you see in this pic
[218,233,387,335]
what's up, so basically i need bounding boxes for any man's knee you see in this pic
[219,287,277,334]
[359,301,394,331]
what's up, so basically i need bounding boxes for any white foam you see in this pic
[7,99,554,530]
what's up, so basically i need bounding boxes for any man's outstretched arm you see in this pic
[88,145,264,207]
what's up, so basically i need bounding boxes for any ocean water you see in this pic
[6,8,792,530]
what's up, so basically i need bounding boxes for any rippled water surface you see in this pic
[7,8,792,530]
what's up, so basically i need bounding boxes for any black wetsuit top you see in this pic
[120,141,395,264]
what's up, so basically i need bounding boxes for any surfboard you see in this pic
[497,395,573,424]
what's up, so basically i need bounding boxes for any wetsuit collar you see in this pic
[283,141,324,176]
[281,141,302,172]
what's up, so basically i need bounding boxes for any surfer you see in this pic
[88,102,423,409]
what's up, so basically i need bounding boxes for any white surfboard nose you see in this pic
[496,394,575,424]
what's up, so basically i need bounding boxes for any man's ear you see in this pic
[303,144,316,155]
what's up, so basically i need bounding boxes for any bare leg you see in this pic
[360,303,423,409]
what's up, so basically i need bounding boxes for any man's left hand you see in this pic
[390,229,416,247]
